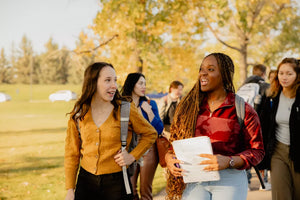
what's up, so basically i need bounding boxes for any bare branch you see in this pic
[202,16,241,52]
[73,34,119,55]
[248,0,266,33]
[259,3,287,26]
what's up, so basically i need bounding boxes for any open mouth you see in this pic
[200,79,208,86]
[108,91,115,96]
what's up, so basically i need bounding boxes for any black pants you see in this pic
[75,167,133,200]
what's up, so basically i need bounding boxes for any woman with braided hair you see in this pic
[164,53,264,200]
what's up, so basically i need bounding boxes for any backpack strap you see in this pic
[120,101,132,194]
[235,94,245,128]
[235,94,265,189]
[120,101,130,147]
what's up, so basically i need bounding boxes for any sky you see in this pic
[0,0,100,54]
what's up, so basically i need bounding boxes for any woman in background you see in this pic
[260,58,300,200]
[121,73,163,200]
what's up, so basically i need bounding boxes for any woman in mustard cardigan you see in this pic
[64,62,157,200]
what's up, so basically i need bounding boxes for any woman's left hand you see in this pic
[141,101,152,112]
[199,154,230,171]
[141,101,154,121]
[114,150,136,167]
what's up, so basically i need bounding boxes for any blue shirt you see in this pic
[139,100,164,135]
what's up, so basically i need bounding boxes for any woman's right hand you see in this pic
[165,151,183,177]
[65,189,74,200]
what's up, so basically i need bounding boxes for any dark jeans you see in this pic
[130,143,159,200]
[75,167,133,200]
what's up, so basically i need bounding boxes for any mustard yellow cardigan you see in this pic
[64,102,157,189]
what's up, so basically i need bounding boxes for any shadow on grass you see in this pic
[0,156,64,174]
[0,127,67,135]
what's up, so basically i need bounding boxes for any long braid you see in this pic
[166,79,203,199]
[166,52,235,199]
[169,79,202,143]
[213,53,235,93]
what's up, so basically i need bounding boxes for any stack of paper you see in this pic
[172,136,220,183]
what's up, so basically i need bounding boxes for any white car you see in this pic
[49,90,77,102]
[0,92,11,102]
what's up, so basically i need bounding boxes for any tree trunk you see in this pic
[137,56,143,73]
[239,44,248,85]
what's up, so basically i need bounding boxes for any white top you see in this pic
[275,92,295,145]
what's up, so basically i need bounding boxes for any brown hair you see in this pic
[69,62,124,121]
[166,52,235,199]
[169,80,184,93]
[268,57,300,98]
[268,69,276,80]
[253,64,267,77]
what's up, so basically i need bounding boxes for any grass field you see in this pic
[0,84,166,200]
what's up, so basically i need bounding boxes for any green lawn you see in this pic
[0,84,166,200]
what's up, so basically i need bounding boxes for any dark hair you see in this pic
[205,52,235,93]
[269,57,300,98]
[169,80,184,93]
[69,62,123,121]
[166,52,236,199]
[120,72,147,103]
[253,64,267,77]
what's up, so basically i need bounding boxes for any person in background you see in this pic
[121,73,163,200]
[164,52,264,200]
[268,69,276,84]
[241,64,271,190]
[157,80,184,140]
[64,62,157,200]
[260,57,300,200]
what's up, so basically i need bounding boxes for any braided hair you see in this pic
[166,52,236,199]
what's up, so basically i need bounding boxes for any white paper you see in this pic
[172,136,220,183]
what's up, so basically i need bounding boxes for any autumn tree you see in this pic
[68,31,95,84]
[13,35,35,84]
[89,0,207,91]
[39,38,71,84]
[0,48,13,83]
[91,1,165,86]
[198,0,300,84]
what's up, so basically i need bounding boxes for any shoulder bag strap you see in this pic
[120,101,132,194]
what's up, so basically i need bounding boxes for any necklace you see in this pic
[209,96,226,106]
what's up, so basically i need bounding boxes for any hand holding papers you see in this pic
[172,136,220,183]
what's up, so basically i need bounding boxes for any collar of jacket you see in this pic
[202,92,235,110]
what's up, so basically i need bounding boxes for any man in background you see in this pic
[157,80,184,140]
[242,64,271,191]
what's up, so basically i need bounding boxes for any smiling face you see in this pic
[95,66,117,102]
[133,76,146,97]
[278,63,297,90]
[199,55,224,93]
